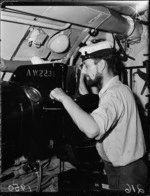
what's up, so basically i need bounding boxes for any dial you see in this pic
[24,87,42,103]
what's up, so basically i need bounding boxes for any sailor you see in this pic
[50,40,148,193]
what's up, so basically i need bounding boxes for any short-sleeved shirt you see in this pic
[91,76,146,167]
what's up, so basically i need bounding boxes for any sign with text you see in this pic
[10,63,67,98]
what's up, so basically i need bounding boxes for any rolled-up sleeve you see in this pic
[91,91,121,140]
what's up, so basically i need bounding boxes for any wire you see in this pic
[36,160,42,192]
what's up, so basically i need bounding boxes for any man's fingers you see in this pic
[49,90,55,99]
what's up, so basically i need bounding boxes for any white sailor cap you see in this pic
[79,40,116,61]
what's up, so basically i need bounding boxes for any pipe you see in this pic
[0,59,32,72]
[1,13,71,30]
[94,7,143,41]
[97,8,130,35]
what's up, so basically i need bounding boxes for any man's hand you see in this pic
[50,87,99,139]
[79,64,89,95]
[49,88,67,102]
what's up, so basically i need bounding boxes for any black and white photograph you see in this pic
[0,1,149,195]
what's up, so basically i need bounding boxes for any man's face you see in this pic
[83,58,103,88]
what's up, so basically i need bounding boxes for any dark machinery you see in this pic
[1,63,100,172]
[1,63,65,170]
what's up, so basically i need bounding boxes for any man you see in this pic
[49,40,148,193]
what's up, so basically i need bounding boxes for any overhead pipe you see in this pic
[95,8,133,37]
[102,8,144,43]
[63,7,139,64]
[1,12,71,30]
[0,59,32,73]
[94,7,143,42]
[93,1,148,17]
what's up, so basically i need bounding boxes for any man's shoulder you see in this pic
[106,82,133,99]
[110,80,131,92]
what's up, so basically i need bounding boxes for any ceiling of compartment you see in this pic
[1,1,149,64]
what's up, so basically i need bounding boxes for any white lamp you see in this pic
[47,32,69,53]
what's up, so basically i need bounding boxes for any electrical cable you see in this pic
[35,160,42,192]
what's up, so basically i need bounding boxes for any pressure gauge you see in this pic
[24,86,42,103]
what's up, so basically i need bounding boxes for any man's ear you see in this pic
[98,59,106,72]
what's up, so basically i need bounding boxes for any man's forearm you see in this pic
[62,95,99,139]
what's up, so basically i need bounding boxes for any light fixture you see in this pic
[47,32,69,53]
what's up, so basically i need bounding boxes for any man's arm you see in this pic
[78,69,89,95]
[50,88,100,139]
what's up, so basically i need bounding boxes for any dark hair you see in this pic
[93,51,123,76]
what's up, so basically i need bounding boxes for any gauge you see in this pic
[24,86,42,103]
